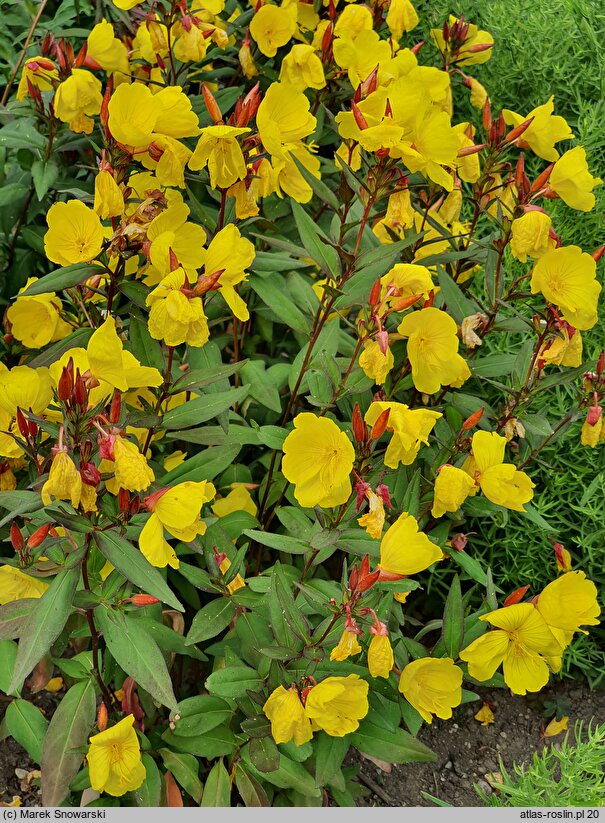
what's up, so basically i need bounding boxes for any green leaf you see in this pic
[200,759,231,807]
[25,328,94,369]
[291,202,341,278]
[9,566,79,693]
[350,720,436,764]
[0,599,36,640]
[249,736,280,773]
[243,529,309,555]
[239,360,282,413]
[444,547,489,585]
[132,754,162,807]
[272,562,311,644]
[41,679,97,806]
[437,267,477,323]
[290,154,340,209]
[170,695,233,737]
[93,530,184,612]
[159,750,203,804]
[441,574,464,658]
[128,316,164,372]
[234,763,270,807]
[171,362,248,394]
[0,490,42,528]
[5,699,48,764]
[20,263,102,296]
[0,120,47,151]
[250,274,310,333]
[186,598,237,644]
[31,158,59,200]
[95,608,177,709]
[0,640,17,692]
[163,386,250,429]
[205,665,263,698]
[314,733,349,788]
[161,444,242,483]
[162,725,237,758]
[242,748,322,798]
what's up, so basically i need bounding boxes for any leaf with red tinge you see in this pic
[164,771,184,807]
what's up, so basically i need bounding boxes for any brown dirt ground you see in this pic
[355,683,605,807]
[2,682,604,807]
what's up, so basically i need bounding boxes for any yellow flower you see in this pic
[544,716,569,738]
[147,203,207,277]
[108,82,157,147]
[359,340,394,385]
[357,489,385,539]
[86,20,130,80]
[41,450,82,508]
[239,41,259,79]
[0,365,52,419]
[510,211,555,262]
[281,413,355,508]
[468,77,488,109]
[139,481,216,568]
[304,675,369,737]
[536,571,600,636]
[549,146,602,211]
[330,628,362,662]
[203,224,255,321]
[0,566,48,605]
[249,3,297,57]
[399,658,463,723]
[279,44,326,91]
[94,170,124,219]
[44,201,103,266]
[474,703,495,726]
[431,464,477,518]
[256,82,316,158]
[530,246,600,331]
[398,308,470,395]
[379,512,442,576]
[218,556,246,595]
[53,69,102,134]
[581,416,602,447]
[189,125,250,189]
[367,633,394,679]
[502,97,573,162]
[263,685,313,745]
[381,263,434,305]
[386,0,418,39]
[333,4,373,40]
[147,268,210,348]
[92,316,164,392]
[87,715,146,796]
[113,437,155,493]
[540,326,583,368]
[163,451,186,474]
[460,603,562,695]
[466,430,535,512]
[7,278,71,349]
[365,401,441,468]
[212,485,257,518]
[16,56,58,101]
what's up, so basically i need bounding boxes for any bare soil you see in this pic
[355,683,605,807]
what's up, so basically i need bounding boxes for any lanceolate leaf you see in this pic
[163,386,250,429]
[20,263,103,296]
[200,759,231,807]
[41,679,97,806]
[0,599,36,640]
[9,566,80,693]
[350,720,436,764]
[94,530,184,612]
[5,699,48,764]
[442,574,464,658]
[95,607,177,709]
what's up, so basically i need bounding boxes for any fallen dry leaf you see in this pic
[474,702,495,726]
[544,715,569,738]
[0,796,22,807]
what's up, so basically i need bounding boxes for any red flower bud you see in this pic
[370,407,391,440]
[10,523,24,552]
[73,372,88,408]
[57,360,74,402]
[97,702,108,732]
[129,594,160,606]
[504,116,534,144]
[129,496,141,516]
[586,405,602,426]
[503,585,530,607]
[351,100,369,131]
[462,406,484,431]
[369,277,381,307]
[591,244,605,263]
[530,162,555,193]
[27,523,51,549]
[596,350,604,376]
[482,98,492,133]
[352,403,367,444]
[118,487,131,513]
[110,391,121,425]
[16,408,30,439]
[202,83,223,124]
